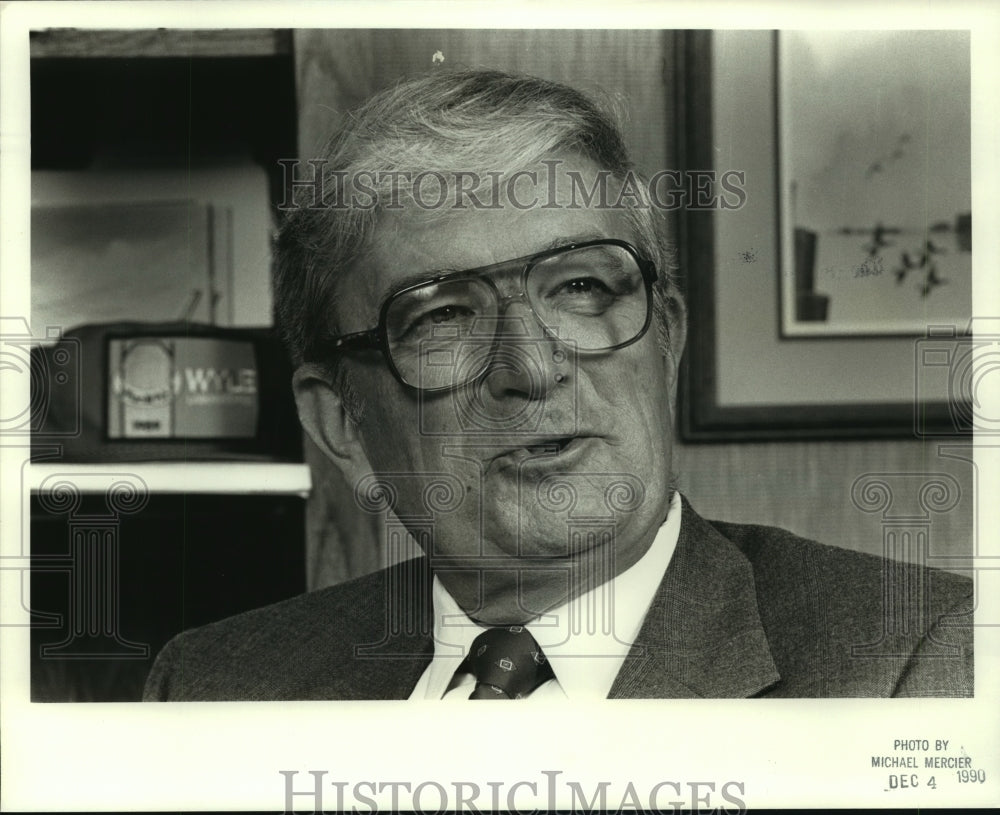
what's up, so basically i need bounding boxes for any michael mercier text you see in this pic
[280,770,747,813]
[870,739,987,792]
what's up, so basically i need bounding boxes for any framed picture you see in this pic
[31,165,275,335]
[32,198,227,329]
[677,30,972,441]
[777,30,972,337]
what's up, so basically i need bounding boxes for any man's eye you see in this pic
[404,304,477,337]
[558,277,612,296]
[428,305,473,324]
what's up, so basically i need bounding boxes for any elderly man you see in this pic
[144,69,972,700]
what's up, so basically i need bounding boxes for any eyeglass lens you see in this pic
[384,244,647,390]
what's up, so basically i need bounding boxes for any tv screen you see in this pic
[31,322,302,462]
[107,336,259,440]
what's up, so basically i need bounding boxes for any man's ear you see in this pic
[663,289,688,393]
[292,363,371,479]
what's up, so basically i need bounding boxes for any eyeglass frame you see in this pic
[319,238,659,392]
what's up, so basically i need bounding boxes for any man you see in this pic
[144,69,973,700]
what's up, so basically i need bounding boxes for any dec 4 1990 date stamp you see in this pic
[871,739,987,792]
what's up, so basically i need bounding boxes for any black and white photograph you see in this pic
[2,1,998,812]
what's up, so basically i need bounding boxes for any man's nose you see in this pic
[480,302,570,400]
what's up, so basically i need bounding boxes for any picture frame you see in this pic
[676,30,972,442]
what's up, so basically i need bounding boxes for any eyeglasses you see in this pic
[324,239,657,392]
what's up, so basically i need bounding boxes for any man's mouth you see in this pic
[528,436,576,455]
[488,435,596,471]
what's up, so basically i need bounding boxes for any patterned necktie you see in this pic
[463,625,555,699]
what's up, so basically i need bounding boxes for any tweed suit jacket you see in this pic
[143,497,973,700]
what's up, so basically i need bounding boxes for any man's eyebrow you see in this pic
[374,232,611,303]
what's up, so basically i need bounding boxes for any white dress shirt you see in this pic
[409,490,682,700]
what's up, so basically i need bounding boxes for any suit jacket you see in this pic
[143,497,973,700]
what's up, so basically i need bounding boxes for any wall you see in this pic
[675,439,973,573]
[294,29,672,178]
[291,29,972,589]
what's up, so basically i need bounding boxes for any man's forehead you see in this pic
[377,228,606,288]
[358,218,631,308]
[358,226,631,307]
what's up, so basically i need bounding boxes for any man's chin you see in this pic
[432,563,573,623]
[481,503,649,556]
[431,538,625,595]
[446,551,625,624]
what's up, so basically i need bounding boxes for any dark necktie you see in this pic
[462,625,555,699]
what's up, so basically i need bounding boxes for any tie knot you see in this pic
[464,625,554,699]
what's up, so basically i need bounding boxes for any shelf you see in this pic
[29,462,311,497]
[29,29,292,59]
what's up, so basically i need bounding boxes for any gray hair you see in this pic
[274,69,679,397]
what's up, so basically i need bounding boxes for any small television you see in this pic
[32,322,302,462]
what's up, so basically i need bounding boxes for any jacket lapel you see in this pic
[329,555,435,700]
[341,640,434,700]
[608,496,780,698]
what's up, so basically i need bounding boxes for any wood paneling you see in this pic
[294,29,671,176]
[675,439,973,574]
